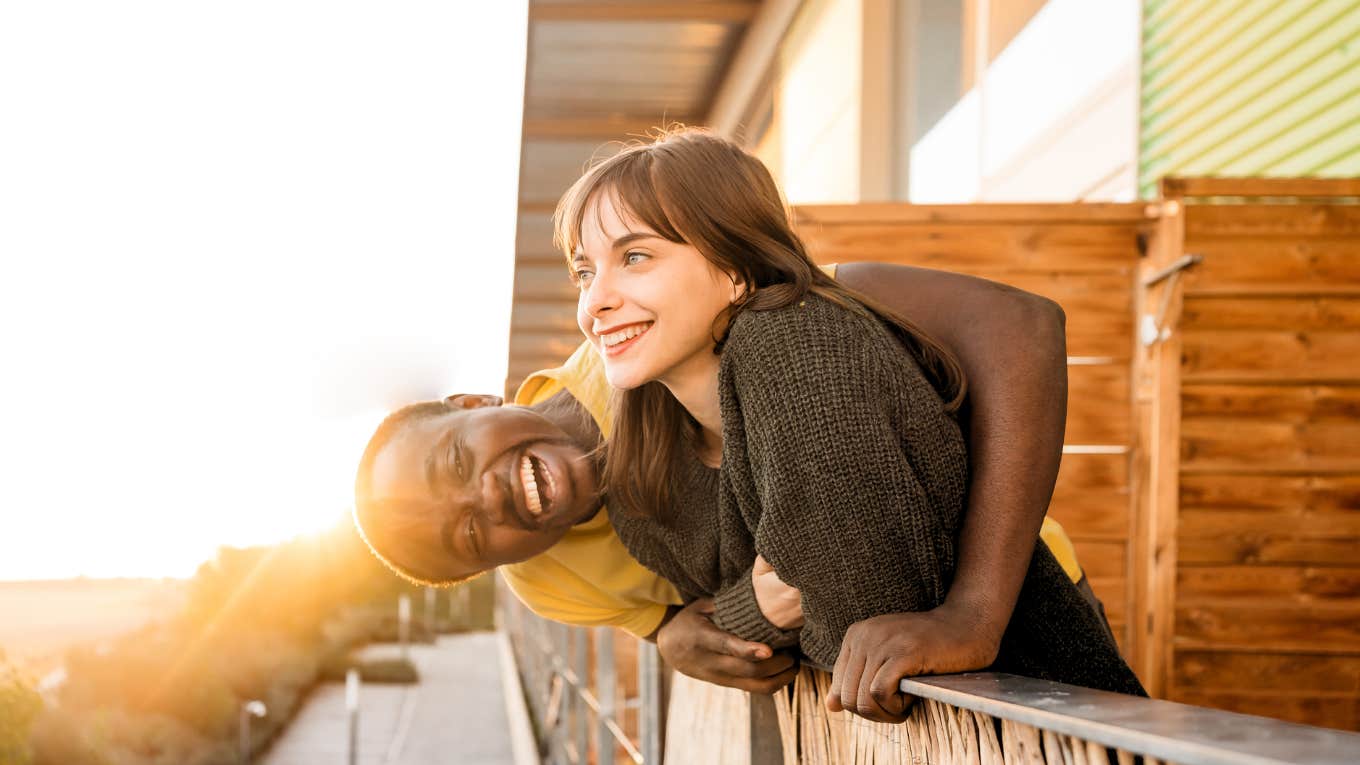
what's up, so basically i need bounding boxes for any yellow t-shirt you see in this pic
[503,264,1083,638]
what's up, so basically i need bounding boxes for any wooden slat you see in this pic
[1050,453,1130,536]
[513,265,580,302]
[1178,509,1360,568]
[1178,526,1360,567]
[1175,602,1360,653]
[1162,176,1360,199]
[1185,204,1360,238]
[800,223,1140,272]
[529,1,760,23]
[1181,329,1360,383]
[1166,690,1359,731]
[793,202,1152,225]
[511,302,584,334]
[523,115,672,140]
[1179,473,1360,514]
[1180,418,1360,473]
[1174,650,1360,694]
[1072,541,1127,580]
[1066,364,1132,446]
[1178,566,1360,603]
[1086,577,1128,624]
[508,331,588,362]
[1180,237,1360,295]
[1182,296,1360,331]
[1181,384,1360,421]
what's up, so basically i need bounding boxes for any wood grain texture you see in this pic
[1175,602,1360,653]
[800,223,1138,273]
[1162,176,1360,198]
[1173,650,1360,693]
[1066,364,1132,449]
[1180,237,1360,295]
[1178,566,1360,602]
[1185,204,1360,238]
[1166,690,1359,731]
[1181,329,1360,383]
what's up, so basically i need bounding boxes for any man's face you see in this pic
[364,396,601,582]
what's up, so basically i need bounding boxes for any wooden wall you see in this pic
[792,203,1152,661]
[1152,178,1360,730]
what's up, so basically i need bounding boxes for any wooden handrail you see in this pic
[901,673,1360,765]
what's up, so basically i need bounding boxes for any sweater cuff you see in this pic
[712,568,801,649]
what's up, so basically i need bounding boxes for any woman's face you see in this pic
[574,193,739,391]
[364,396,601,582]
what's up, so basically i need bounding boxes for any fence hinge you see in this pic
[1139,254,1203,347]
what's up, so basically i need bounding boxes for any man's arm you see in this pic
[829,262,1068,715]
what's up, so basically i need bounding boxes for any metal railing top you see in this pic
[902,673,1360,765]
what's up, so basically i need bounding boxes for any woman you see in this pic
[557,127,1145,710]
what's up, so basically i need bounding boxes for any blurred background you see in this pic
[1,1,1356,763]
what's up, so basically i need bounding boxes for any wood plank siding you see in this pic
[1159,179,1360,730]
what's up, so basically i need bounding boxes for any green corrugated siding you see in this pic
[1139,0,1360,197]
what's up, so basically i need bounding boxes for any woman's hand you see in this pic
[752,554,804,629]
[827,603,1003,722]
[656,598,799,694]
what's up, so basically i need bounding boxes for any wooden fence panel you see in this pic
[1163,179,1360,731]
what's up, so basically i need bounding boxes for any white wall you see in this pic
[910,0,1141,202]
[776,0,865,204]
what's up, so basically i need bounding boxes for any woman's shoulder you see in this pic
[725,292,896,369]
[728,292,881,346]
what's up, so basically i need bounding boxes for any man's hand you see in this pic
[827,603,1003,722]
[656,598,799,694]
[752,554,804,629]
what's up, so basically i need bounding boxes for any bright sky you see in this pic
[0,2,529,580]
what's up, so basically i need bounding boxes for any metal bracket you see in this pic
[1139,254,1202,347]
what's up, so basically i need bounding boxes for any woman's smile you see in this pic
[597,321,653,357]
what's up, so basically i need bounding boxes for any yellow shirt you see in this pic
[504,265,1083,638]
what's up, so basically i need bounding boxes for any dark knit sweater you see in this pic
[609,294,1145,696]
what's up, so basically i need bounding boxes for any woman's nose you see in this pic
[583,270,620,318]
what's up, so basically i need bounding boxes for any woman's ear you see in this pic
[727,272,748,303]
[443,394,504,410]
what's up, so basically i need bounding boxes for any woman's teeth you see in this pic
[601,322,651,348]
[519,454,556,515]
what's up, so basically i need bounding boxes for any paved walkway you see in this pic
[263,632,522,765]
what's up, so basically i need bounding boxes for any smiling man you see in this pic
[353,390,607,585]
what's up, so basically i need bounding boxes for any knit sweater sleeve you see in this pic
[712,297,966,669]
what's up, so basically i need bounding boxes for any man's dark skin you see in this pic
[649,262,1068,723]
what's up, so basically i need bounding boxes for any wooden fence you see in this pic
[1142,177,1360,729]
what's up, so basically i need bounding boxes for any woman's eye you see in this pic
[624,251,648,266]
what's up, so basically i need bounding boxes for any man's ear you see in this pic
[443,394,504,410]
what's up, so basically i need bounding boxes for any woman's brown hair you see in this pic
[554,127,966,522]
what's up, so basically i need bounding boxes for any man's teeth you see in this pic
[520,454,556,515]
[601,323,651,347]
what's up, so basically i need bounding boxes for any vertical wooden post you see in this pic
[1129,195,1186,697]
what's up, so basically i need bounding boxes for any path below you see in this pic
[263,632,519,765]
